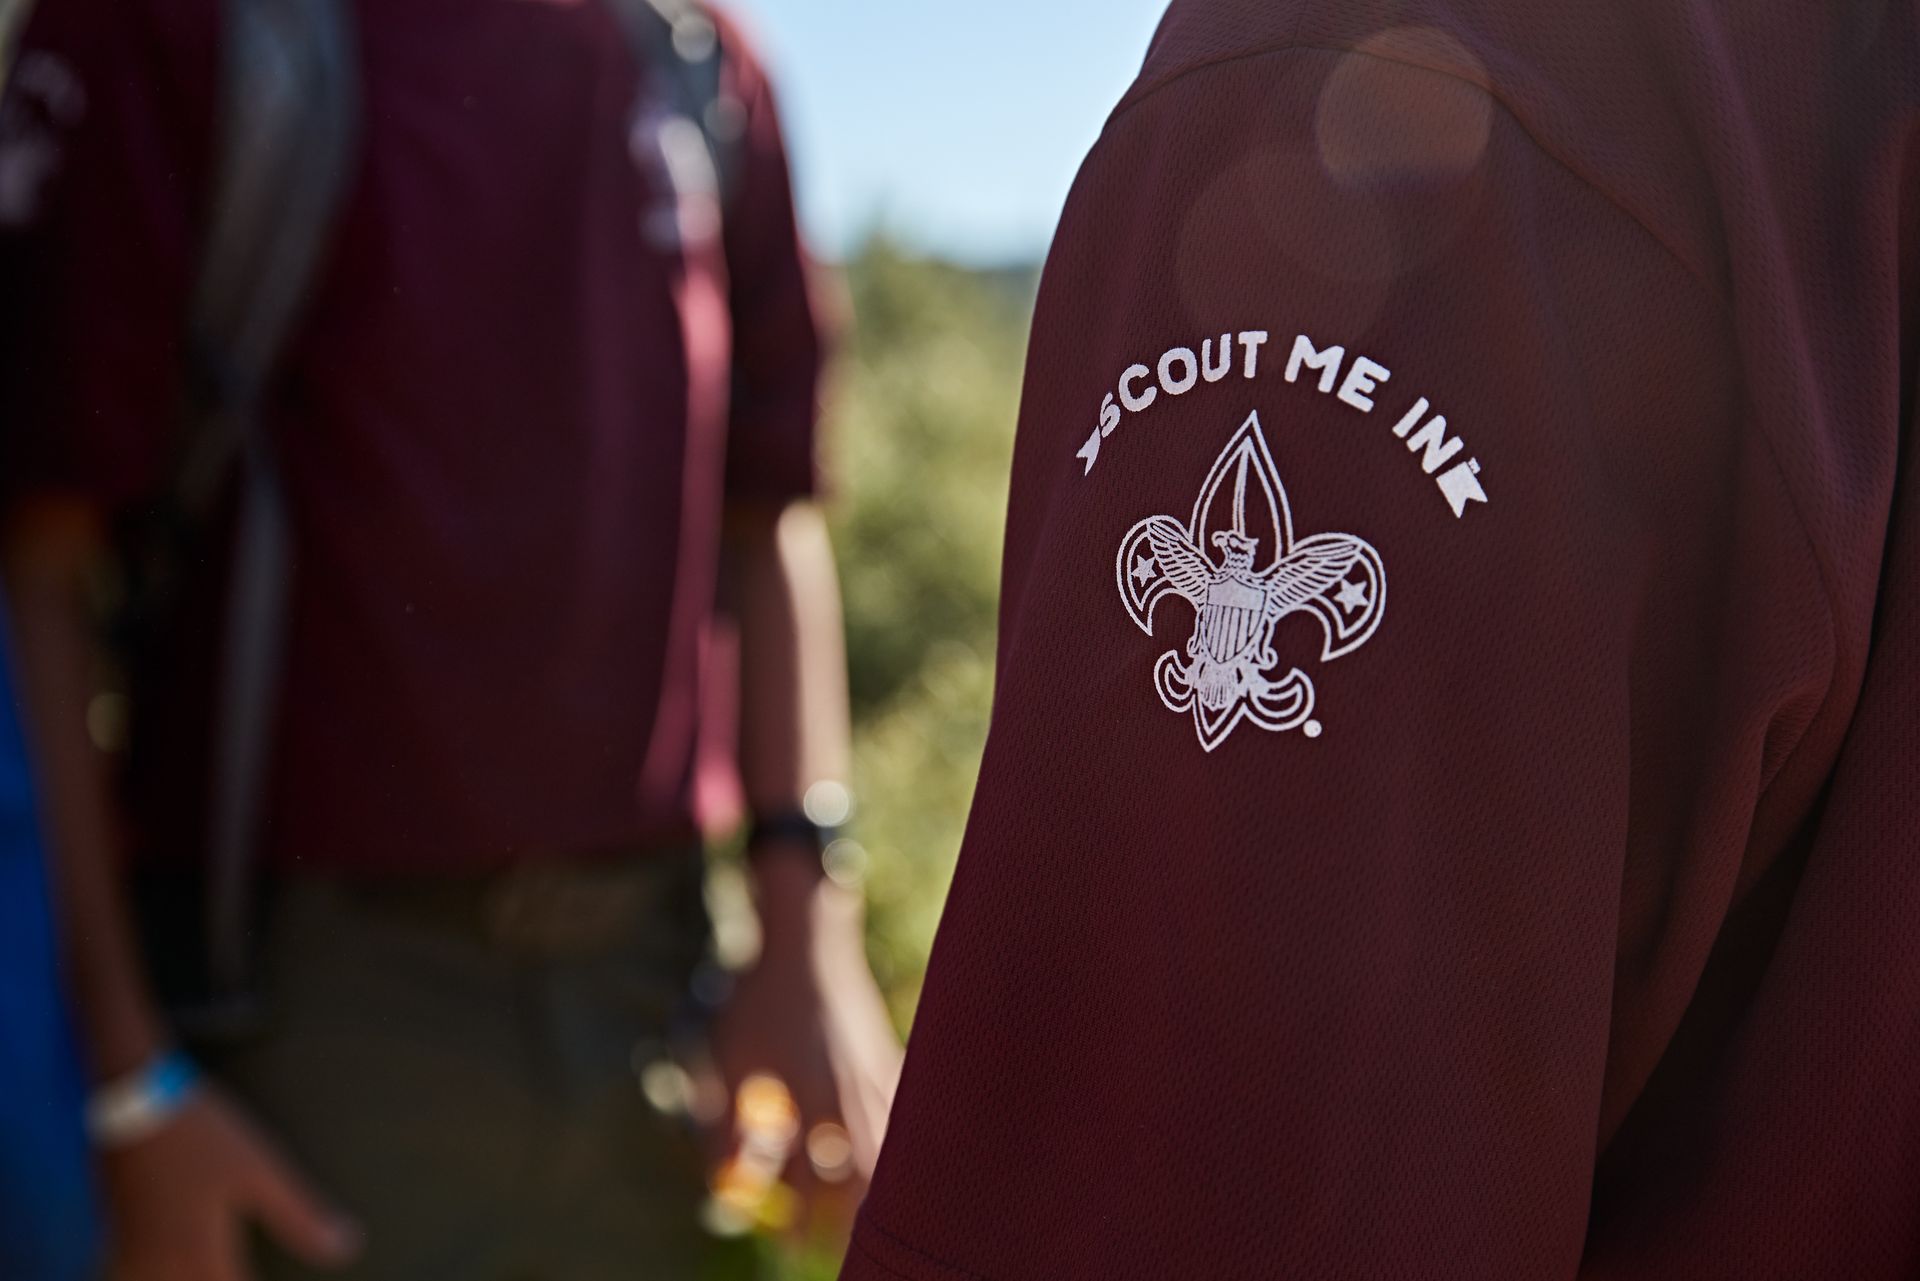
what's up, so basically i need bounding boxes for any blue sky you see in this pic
[728,0,1170,265]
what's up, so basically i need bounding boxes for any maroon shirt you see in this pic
[846,3,1919,1278]
[0,0,820,869]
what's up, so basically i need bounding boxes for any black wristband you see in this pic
[746,811,839,856]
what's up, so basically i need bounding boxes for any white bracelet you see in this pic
[86,1051,201,1148]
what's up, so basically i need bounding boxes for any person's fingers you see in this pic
[782,1114,824,1189]
[824,1041,895,1178]
[793,1117,875,1246]
[108,1212,243,1281]
[802,1117,862,1188]
[199,1214,254,1281]
[236,1145,362,1269]
[818,975,903,1177]
[833,1072,887,1177]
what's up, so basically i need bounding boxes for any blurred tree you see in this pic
[828,237,1034,1028]
[760,237,1033,1281]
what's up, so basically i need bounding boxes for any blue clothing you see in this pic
[0,602,101,1281]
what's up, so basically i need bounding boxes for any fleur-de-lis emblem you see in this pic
[1116,412,1386,750]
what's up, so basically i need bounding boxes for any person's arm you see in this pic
[702,16,900,1213]
[0,500,166,1080]
[727,503,851,817]
[1,501,360,1281]
[0,4,358,1274]
[713,501,902,1193]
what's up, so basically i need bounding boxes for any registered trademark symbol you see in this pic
[1304,720,1323,739]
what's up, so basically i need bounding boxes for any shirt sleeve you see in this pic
[713,14,826,505]
[0,0,214,506]
[843,40,1867,1281]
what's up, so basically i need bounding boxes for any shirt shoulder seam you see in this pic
[848,1235,920,1281]
[1101,40,1724,303]
[855,1215,1002,1281]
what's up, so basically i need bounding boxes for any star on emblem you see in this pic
[1115,412,1387,751]
[1334,579,1370,614]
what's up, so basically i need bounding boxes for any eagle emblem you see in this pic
[1116,412,1385,750]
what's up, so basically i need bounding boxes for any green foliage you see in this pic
[828,238,1035,1028]
[760,239,1032,1281]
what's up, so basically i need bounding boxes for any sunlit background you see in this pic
[732,0,1169,263]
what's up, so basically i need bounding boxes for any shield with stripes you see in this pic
[1198,573,1266,665]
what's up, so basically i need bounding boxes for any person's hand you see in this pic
[708,844,903,1234]
[101,1084,362,1281]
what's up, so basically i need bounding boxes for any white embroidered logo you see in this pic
[1117,412,1385,750]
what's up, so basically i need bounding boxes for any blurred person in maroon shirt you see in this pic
[0,1,901,1278]
[841,2,1919,1280]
